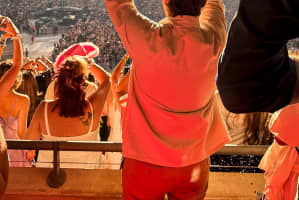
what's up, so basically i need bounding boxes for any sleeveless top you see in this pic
[36,100,102,169]
[0,100,31,167]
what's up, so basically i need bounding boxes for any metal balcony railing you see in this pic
[5,140,269,188]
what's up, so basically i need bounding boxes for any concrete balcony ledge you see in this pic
[4,167,265,200]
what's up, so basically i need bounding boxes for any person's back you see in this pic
[0,91,31,167]
[105,0,229,199]
[0,15,25,195]
[0,61,30,167]
[35,100,103,168]
[106,0,228,166]
[26,55,110,169]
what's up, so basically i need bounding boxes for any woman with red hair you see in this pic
[26,55,110,169]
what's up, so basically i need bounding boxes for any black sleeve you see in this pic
[216,0,299,113]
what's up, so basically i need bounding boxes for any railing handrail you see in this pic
[6,140,123,152]
[6,140,268,155]
[6,140,268,188]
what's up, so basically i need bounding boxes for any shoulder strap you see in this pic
[44,102,51,136]
[8,99,17,116]
[87,100,94,134]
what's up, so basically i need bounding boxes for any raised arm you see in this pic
[111,54,130,97]
[0,16,23,95]
[88,58,111,85]
[112,54,129,87]
[86,59,111,129]
[117,73,130,97]
[105,0,159,60]
[22,60,35,70]
[199,0,226,55]
[87,58,111,102]
[35,60,49,72]
[39,56,54,70]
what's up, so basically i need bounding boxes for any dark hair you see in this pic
[0,60,23,90]
[226,112,273,145]
[0,61,12,78]
[16,70,39,124]
[54,58,87,117]
[167,0,207,17]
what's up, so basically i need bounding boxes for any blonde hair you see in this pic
[289,50,299,67]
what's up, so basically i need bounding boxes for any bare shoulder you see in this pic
[14,92,29,106]
[89,79,111,112]
[32,100,49,117]
[39,100,56,110]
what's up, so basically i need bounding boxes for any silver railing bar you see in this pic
[6,140,123,152]
[6,140,268,188]
[6,140,268,155]
[216,144,268,156]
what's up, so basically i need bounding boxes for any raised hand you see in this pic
[0,16,20,39]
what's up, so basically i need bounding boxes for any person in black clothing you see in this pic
[217,0,299,113]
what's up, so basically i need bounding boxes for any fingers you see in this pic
[0,17,7,32]
[1,33,14,40]
[0,17,6,26]
[0,16,19,37]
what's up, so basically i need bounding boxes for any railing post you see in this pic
[47,142,66,188]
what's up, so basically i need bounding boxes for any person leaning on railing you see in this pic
[105,0,229,199]
[0,16,31,167]
[0,15,25,197]
[25,55,111,169]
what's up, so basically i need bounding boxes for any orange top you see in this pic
[271,104,299,147]
[105,0,229,166]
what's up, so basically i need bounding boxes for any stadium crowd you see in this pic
[1,0,299,198]
[1,0,298,171]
